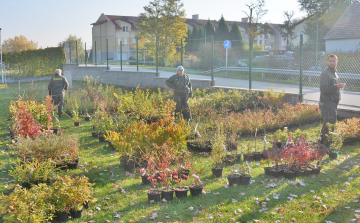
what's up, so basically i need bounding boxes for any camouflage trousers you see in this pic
[52,94,64,117]
[319,102,338,147]
[174,93,191,121]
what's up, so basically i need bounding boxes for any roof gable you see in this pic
[324,2,360,40]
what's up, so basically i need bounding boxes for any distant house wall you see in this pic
[325,38,360,52]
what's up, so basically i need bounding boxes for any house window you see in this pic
[260,40,262,45]
[118,39,121,46]
[133,38,136,44]
[124,38,128,46]
[123,26,129,32]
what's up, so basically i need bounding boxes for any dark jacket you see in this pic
[48,75,69,96]
[319,67,341,103]
[165,73,193,97]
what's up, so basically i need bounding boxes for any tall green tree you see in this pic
[205,19,215,39]
[185,28,192,52]
[229,23,244,49]
[298,0,354,14]
[216,16,229,41]
[190,26,198,51]
[136,0,187,66]
[58,35,85,63]
[303,2,350,50]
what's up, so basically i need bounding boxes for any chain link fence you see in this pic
[69,36,360,107]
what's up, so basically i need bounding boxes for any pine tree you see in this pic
[229,23,244,49]
[185,28,192,52]
[216,16,229,41]
[190,26,199,51]
[205,19,215,39]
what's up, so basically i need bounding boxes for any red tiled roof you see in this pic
[324,2,360,40]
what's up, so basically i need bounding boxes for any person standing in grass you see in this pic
[48,69,69,118]
[165,66,192,121]
[319,54,346,146]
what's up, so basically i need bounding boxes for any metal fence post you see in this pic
[85,42,87,66]
[300,34,304,102]
[76,41,78,66]
[106,39,109,70]
[69,42,71,63]
[120,40,122,71]
[249,37,253,89]
[156,36,159,77]
[211,35,214,86]
[136,38,139,71]
[95,41,97,66]
[181,38,183,66]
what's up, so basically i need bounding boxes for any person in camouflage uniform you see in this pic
[165,66,193,121]
[319,54,346,146]
[48,69,69,118]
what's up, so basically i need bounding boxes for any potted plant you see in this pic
[327,125,343,160]
[189,170,204,196]
[242,143,254,161]
[156,157,177,201]
[9,158,59,189]
[0,184,55,222]
[84,109,91,121]
[52,116,61,135]
[227,166,241,186]
[239,164,252,185]
[146,172,162,203]
[69,176,93,219]
[210,123,226,178]
[72,101,80,126]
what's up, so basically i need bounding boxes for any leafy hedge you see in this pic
[3,47,65,77]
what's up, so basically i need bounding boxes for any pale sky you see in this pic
[0,0,306,49]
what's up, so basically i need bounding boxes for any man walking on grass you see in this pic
[48,69,69,118]
[319,54,346,146]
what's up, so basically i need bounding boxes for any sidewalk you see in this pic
[99,65,360,109]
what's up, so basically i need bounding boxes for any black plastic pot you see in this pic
[84,116,91,121]
[227,174,241,186]
[174,186,188,198]
[161,189,174,201]
[311,167,321,175]
[124,161,135,172]
[91,132,98,138]
[141,174,151,185]
[295,170,304,177]
[70,209,83,219]
[239,174,251,185]
[283,171,295,179]
[67,158,79,170]
[264,167,271,175]
[56,163,67,171]
[189,185,203,196]
[99,135,106,143]
[253,152,262,161]
[235,154,242,162]
[147,190,162,202]
[211,168,223,178]
[53,128,59,135]
[270,169,281,178]
[328,152,338,160]
[55,211,69,222]
[303,169,312,176]
[74,121,80,126]
[243,154,254,161]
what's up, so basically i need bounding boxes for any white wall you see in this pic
[325,38,360,52]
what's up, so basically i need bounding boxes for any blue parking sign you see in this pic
[224,40,231,49]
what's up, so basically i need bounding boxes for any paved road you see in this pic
[81,64,360,109]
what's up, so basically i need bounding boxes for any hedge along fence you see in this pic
[3,47,65,77]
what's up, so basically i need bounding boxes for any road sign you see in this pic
[224,40,231,49]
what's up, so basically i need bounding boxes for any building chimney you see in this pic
[192,14,199,21]
[241,17,248,23]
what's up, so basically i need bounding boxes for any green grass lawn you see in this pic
[0,81,359,222]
